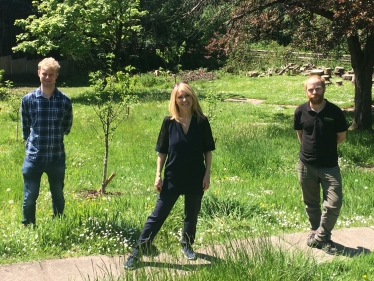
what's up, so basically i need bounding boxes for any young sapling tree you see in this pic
[86,62,137,194]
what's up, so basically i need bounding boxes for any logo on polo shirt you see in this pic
[324,117,334,122]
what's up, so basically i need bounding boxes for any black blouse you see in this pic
[155,115,215,194]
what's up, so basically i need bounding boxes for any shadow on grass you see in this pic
[137,252,222,271]
[339,119,374,167]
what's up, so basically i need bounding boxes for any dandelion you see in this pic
[7,188,10,192]
[8,200,14,204]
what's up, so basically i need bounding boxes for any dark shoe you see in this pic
[140,244,159,257]
[23,223,37,229]
[307,236,339,255]
[306,230,316,245]
[124,255,138,270]
[181,246,197,260]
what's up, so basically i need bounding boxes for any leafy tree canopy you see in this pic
[13,0,147,71]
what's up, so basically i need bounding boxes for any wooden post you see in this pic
[104,172,116,187]
[97,172,116,194]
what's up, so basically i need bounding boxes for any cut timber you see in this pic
[342,74,354,81]
[324,68,332,76]
[335,80,343,86]
[334,67,345,77]
[310,69,324,76]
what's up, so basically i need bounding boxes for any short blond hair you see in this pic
[304,75,325,90]
[38,57,60,73]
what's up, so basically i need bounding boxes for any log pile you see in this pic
[244,63,373,86]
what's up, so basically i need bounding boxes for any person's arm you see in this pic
[203,151,212,191]
[296,130,303,143]
[63,100,73,135]
[20,98,30,141]
[154,153,167,192]
[337,131,346,144]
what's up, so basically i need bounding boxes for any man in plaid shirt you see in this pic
[21,57,73,227]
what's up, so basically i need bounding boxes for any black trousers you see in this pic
[131,191,203,257]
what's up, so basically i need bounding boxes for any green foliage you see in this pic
[0,70,7,99]
[201,193,265,220]
[222,41,352,74]
[13,0,147,71]
[6,88,24,142]
[156,41,186,73]
[205,90,221,122]
[83,60,138,192]
[205,0,374,129]
[0,78,23,140]
[0,75,373,274]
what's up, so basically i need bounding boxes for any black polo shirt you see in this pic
[293,99,348,167]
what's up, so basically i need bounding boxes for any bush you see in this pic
[0,72,13,101]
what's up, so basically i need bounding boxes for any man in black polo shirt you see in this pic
[293,75,348,255]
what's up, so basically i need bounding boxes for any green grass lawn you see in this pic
[0,73,373,280]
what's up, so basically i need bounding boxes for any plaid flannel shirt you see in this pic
[21,88,73,162]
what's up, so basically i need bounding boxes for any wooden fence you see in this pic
[0,51,350,77]
[0,56,74,77]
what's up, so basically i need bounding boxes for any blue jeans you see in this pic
[22,158,66,225]
[297,160,343,241]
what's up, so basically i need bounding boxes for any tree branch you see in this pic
[225,0,335,26]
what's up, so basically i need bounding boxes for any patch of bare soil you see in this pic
[225,99,374,112]
[77,189,123,199]
[344,105,374,112]
[357,166,374,172]
[224,98,265,104]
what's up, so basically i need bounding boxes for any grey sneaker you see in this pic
[124,255,138,270]
[307,236,339,255]
[181,246,197,260]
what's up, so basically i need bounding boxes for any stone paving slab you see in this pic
[1,227,373,281]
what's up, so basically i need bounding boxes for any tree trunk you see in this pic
[113,23,123,71]
[100,118,110,194]
[347,35,374,130]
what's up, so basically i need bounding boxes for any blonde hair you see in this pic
[305,75,326,90]
[169,82,205,122]
[38,57,60,73]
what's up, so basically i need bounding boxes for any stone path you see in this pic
[1,226,373,281]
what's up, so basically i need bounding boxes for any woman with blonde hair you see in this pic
[124,82,215,269]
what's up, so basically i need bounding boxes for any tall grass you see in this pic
[0,74,373,279]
